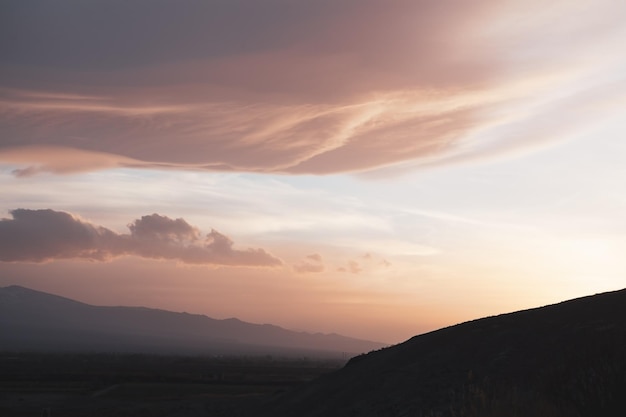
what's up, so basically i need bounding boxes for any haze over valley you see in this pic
[0,285,385,356]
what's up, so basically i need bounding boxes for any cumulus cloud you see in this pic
[337,253,392,274]
[336,261,363,275]
[1,0,624,175]
[348,261,362,274]
[128,214,199,243]
[293,253,324,274]
[0,209,282,267]
[307,253,322,262]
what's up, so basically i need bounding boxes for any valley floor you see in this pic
[0,352,343,417]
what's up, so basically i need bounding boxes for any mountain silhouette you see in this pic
[258,288,626,417]
[0,285,385,356]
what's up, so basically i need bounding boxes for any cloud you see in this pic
[1,1,624,175]
[348,261,362,274]
[0,146,139,176]
[337,260,363,274]
[128,214,199,243]
[337,253,392,274]
[306,253,322,262]
[361,252,392,268]
[293,253,324,274]
[0,209,282,267]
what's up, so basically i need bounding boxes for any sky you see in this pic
[1,0,625,344]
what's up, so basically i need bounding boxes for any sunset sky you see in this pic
[1,0,625,344]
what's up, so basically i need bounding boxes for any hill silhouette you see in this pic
[258,289,626,417]
[0,285,385,357]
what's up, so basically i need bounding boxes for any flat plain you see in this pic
[0,352,343,417]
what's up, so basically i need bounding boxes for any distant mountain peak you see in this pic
[1,284,35,294]
[0,285,386,357]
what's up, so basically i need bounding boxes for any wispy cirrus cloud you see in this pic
[0,146,140,177]
[0,209,282,267]
[1,0,624,176]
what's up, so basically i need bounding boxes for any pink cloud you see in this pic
[1,1,623,175]
[0,209,282,267]
[307,253,323,262]
[0,146,139,176]
[337,253,392,274]
[348,261,362,274]
[293,253,325,274]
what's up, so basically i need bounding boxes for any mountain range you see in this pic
[0,285,386,357]
[2,285,625,416]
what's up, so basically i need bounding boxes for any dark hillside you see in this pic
[259,289,626,417]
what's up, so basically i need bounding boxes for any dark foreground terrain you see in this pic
[3,289,626,416]
[0,353,343,416]
[259,288,626,417]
